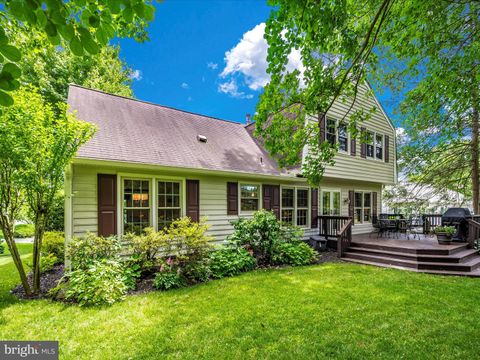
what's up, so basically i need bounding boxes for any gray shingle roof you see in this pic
[68,85,288,176]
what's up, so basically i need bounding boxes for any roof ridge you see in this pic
[68,84,245,126]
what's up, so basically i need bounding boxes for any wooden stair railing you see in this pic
[337,219,353,257]
[317,215,351,240]
[467,219,480,249]
[422,214,442,234]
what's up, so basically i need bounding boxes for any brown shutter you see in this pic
[350,131,356,156]
[319,113,326,143]
[186,179,200,222]
[98,174,117,237]
[348,190,355,224]
[263,185,280,219]
[372,192,378,224]
[385,135,390,163]
[360,127,366,158]
[311,188,318,228]
[227,182,238,215]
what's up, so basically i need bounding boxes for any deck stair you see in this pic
[342,239,480,277]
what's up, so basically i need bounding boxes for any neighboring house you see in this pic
[64,84,396,244]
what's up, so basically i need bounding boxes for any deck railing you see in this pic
[337,219,353,257]
[422,214,442,234]
[317,215,352,240]
[467,219,480,249]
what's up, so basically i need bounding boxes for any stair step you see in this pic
[347,247,479,263]
[343,252,480,272]
[350,241,468,256]
[343,258,480,277]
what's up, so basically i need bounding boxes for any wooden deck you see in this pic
[340,233,480,277]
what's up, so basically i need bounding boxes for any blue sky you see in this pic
[117,0,399,125]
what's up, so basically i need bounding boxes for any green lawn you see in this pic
[1,249,480,359]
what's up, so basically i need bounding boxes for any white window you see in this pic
[354,191,372,224]
[375,134,383,160]
[338,121,348,152]
[123,179,151,234]
[366,131,374,158]
[281,187,310,227]
[157,181,182,229]
[240,184,260,212]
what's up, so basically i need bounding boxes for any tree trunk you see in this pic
[32,211,46,295]
[472,104,480,214]
[2,223,32,296]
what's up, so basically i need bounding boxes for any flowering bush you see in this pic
[153,257,186,291]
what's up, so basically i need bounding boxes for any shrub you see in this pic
[123,261,142,290]
[13,224,35,238]
[153,258,186,291]
[0,239,4,255]
[45,193,65,232]
[272,242,318,266]
[41,231,65,263]
[124,227,167,272]
[66,233,121,269]
[209,247,256,278]
[162,217,214,283]
[228,210,303,265]
[40,253,58,273]
[65,259,128,306]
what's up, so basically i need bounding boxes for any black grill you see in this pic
[442,208,472,241]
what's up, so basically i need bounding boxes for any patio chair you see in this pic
[397,219,409,239]
[407,217,424,240]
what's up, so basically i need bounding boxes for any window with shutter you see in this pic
[227,182,238,215]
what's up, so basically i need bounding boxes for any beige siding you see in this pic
[308,83,396,184]
[70,163,382,242]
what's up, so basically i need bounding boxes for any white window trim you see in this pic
[239,182,262,215]
[354,190,373,224]
[326,117,350,154]
[120,177,152,235]
[117,173,186,236]
[364,130,384,162]
[320,188,342,216]
[280,185,311,228]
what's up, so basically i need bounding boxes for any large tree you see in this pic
[0,0,155,106]
[256,0,480,213]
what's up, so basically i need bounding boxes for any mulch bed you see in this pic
[11,250,342,300]
[11,264,64,300]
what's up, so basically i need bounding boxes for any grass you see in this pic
[0,251,479,359]
[0,223,35,239]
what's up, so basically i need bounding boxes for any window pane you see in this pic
[241,184,258,199]
[355,208,362,223]
[364,193,371,207]
[339,137,348,152]
[375,135,383,160]
[282,209,294,225]
[327,119,336,145]
[332,192,340,215]
[364,208,371,222]
[338,122,348,152]
[158,181,165,195]
[282,188,294,208]
[297,209,307,226]
[241,198,259,211]
[123,209,150,235]
[322,191,331,215]
[158,208,181,229]
[355,192,362,208]
[297,189,308,208]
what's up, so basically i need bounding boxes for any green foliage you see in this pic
[153,259,186,291]
[124,227,166,272]
[66,233,121,270]
[41,232,65,262]
[209,247,256,279]
[65,259,129,306]
[228,210,303,265]
[272,242,318,266]
[0,239,4,255]
[0,0,156,106]
[123,262,142,291]
[44,194,64,232]
[39,253,58,273]
[435,226,456,237]
[13,224,34,238]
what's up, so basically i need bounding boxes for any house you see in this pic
[64,84,396,245]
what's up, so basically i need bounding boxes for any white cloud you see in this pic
[180,82,189,89]
[207,62,218,70]
[220,22,304,93]
[218,79,253,99]
[129,69,142,81]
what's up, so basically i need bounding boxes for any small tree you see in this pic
[0,86,95,295]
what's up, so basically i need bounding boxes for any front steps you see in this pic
[342,241,480,277]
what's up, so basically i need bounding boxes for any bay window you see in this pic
[240,184,259,212]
